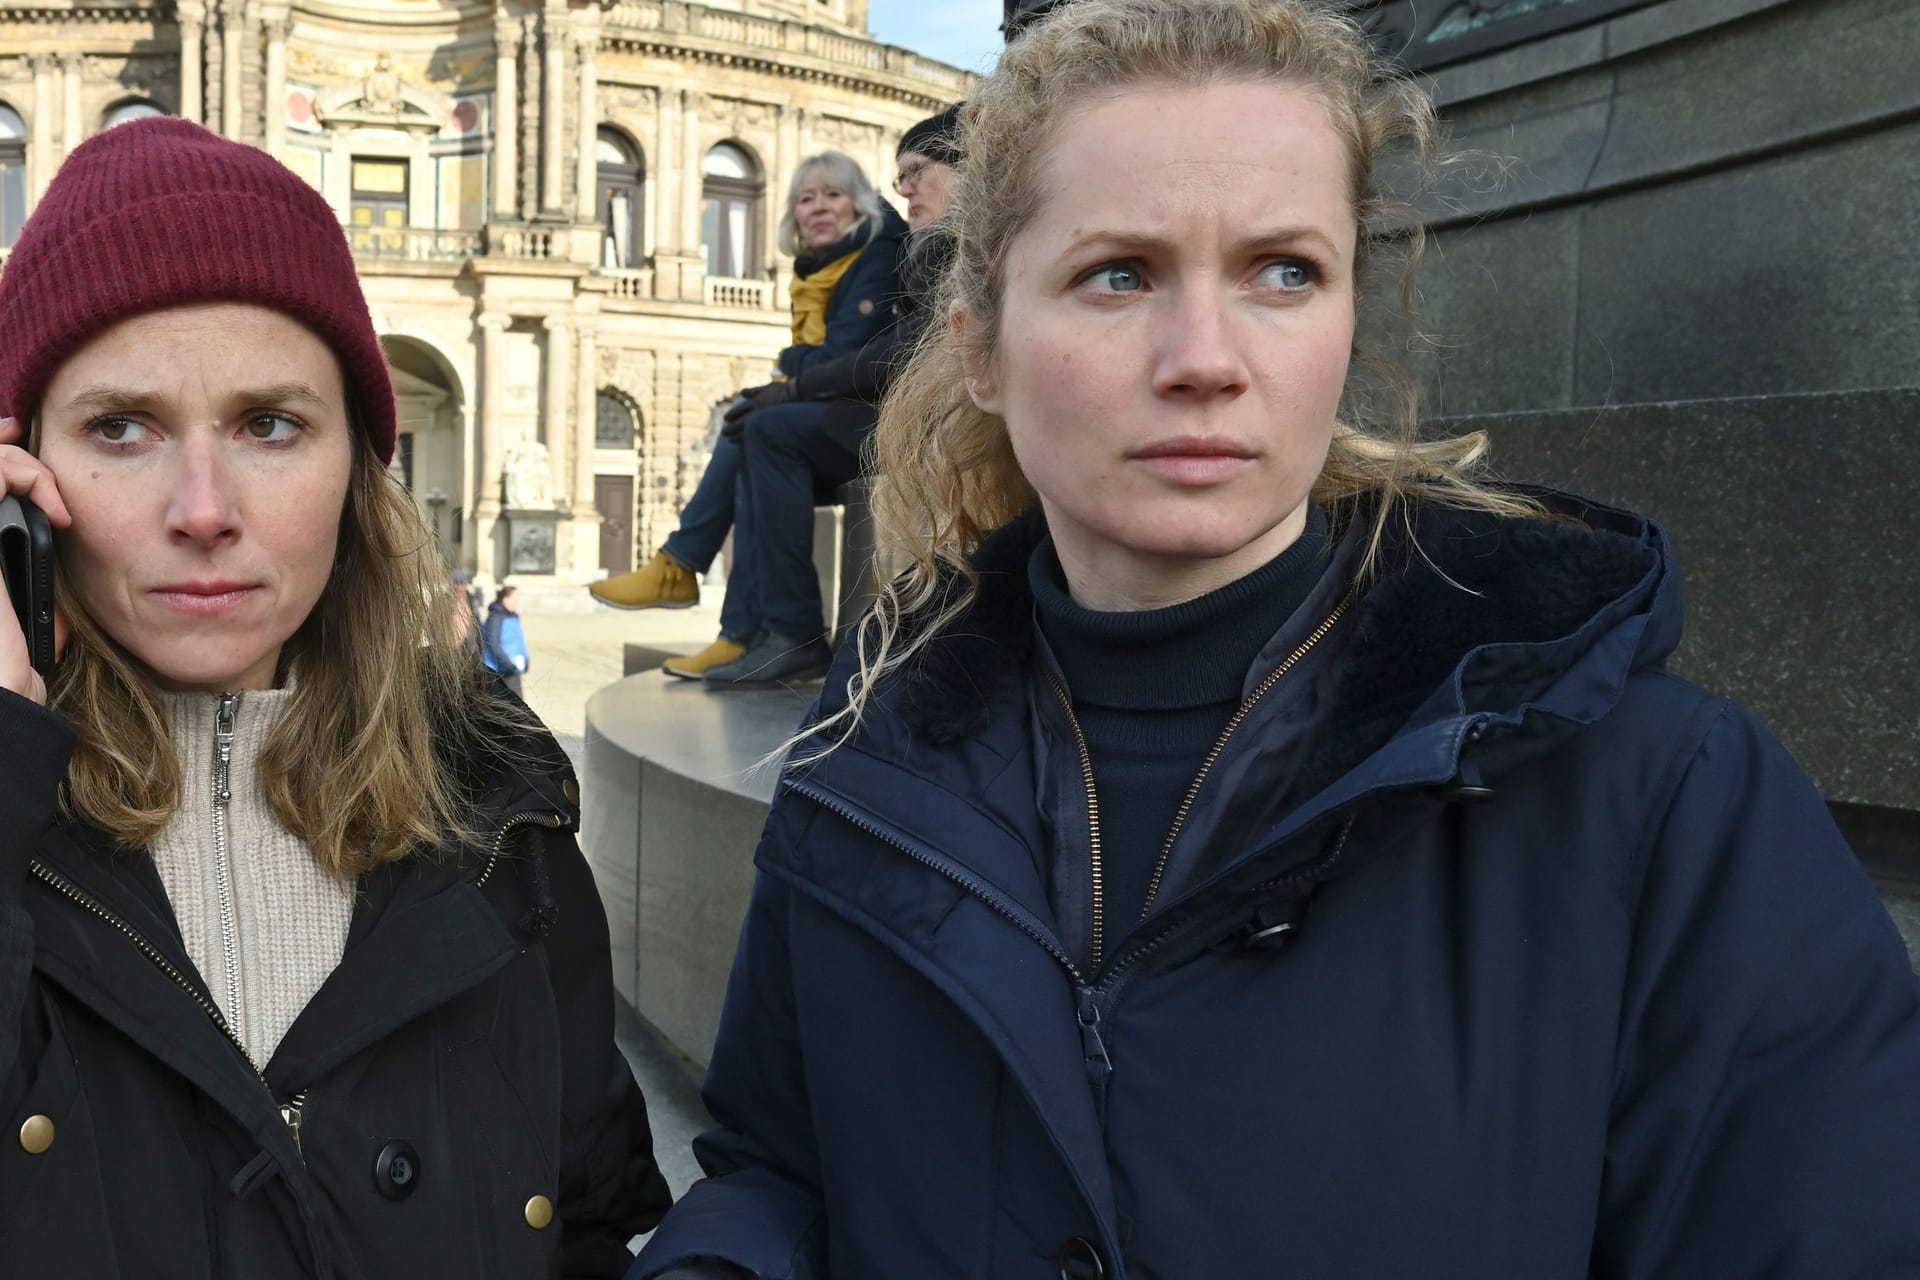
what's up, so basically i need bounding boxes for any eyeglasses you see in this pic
[894,160,933,195]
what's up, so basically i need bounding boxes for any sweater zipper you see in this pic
[1042,589,1353,969]
[211,691,246,1056]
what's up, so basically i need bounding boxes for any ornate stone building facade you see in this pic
[0,0,969,589]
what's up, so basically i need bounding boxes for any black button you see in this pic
[374,1140,421,1201]
[1057,1237,1105,1279]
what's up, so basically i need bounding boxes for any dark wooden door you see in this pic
[595,475,634,575]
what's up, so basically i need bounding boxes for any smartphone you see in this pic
[0,493,56,676]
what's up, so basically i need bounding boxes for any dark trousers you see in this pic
[659,432,758,641]
[739,401,861,639]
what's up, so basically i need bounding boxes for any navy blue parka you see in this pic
[634,491,1920,1280]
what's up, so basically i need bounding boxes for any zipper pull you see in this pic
[1077,988,1113,1086]
[214,692,239,805]
[279,1091,306,1152]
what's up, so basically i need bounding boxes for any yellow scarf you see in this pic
[788,247,865,347]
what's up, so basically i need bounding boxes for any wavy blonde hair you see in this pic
[46,428,534,880]
[795,0,1542,762]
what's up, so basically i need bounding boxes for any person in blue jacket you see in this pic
[591,151,906,685]
[632,2,1920,1278]
[482,583,529,695]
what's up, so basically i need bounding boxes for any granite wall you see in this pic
[1374,0,1920,417]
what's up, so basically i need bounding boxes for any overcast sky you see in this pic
[865,0,1005,76]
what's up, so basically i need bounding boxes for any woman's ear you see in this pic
[951,307,1001,414]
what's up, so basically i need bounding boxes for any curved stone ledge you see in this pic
[583,674,811,1066]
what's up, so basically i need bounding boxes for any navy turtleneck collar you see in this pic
[1030,505,1331,711]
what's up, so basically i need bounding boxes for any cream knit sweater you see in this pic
[152,690,356,1069]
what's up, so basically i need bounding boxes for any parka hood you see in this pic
[820,488,1675,807]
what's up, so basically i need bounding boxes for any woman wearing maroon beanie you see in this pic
[0,118,670,1276]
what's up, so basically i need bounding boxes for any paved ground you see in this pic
[515,585,733,1206]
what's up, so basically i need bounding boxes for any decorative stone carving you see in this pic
[812,114,878,151]
[604,84,658,113]
[709,96,773,132]
[502,440,554,509]
[313,51,453,135]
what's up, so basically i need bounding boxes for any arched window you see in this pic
[0,103,24,249]
[597,128,644,269]
[700,142,761,279]
[595,391,637,449]
[102,99,166,130]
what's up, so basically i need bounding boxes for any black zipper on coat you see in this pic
[476,810,568,889]
[1039,590,1354,971]
[788,781,1355,1112]
[29,859,266,1083]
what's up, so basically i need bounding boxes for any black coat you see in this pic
[0,686,670,1277]
[634,493,1920,1279]
[789,226,950,455]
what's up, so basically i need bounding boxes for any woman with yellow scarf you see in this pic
[591,151,905,684]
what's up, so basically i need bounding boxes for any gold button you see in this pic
[561,779,579,805]
[19,1115,54,1155]
[523,1194,554,1229]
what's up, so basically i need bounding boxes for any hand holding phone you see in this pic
[1,493,57,677]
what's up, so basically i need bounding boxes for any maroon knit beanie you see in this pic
[0,117,396,463]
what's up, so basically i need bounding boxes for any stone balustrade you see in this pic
[485,223,559,260]
[703,274,775,310]
[600,265,656,301]
[347,225,483,263]
[604,0,972,95]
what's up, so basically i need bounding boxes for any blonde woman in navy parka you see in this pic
[634,3,1920,1279]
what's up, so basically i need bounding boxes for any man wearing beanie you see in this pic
[699,104,965,685]
[0,117,670,1276]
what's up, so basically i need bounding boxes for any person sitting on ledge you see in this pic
[588,150,906,684]
[700,105,964,687]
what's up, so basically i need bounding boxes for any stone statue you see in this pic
[502,440,552,509]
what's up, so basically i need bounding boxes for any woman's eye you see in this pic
[88,416,150,445]
[1256,260,1316,291]
[1082,263,1145,294]
[244,413,303,442]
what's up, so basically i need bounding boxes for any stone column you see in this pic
[679,89,703,299]
[262,15,291,158]
[178,2,206,123]
[541,316,573,513]
[541,1,567,213]
[476,314,511,530]
[574,31,598,223]
[492,6,519,219]
[59,55,83,161]
[573,324,598,510]
[29,55,54,201]
[648,86,679,289]
[221,0,245,140]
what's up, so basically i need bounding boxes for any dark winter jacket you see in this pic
[633,491,1920,1280]
[774,207,908,381]
[0,684,671,1277]
[788,227,952,455]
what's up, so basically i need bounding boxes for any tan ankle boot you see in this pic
[590,551,699,610]
[661,635,748,680]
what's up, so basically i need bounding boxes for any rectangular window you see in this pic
[349,157,409,255]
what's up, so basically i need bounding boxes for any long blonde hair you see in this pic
[798,0,1542,762]
[49,430,534,880]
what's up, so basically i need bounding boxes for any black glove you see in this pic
[720,379,802,441]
